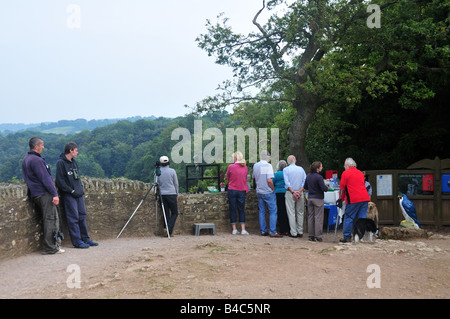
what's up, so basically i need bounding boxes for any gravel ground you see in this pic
[1,230,449,300]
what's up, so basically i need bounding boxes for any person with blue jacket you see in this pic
[272,160,289,235]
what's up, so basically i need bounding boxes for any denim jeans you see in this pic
[343,201,368,239]
[257,192,278,234]
[227,190,246,224]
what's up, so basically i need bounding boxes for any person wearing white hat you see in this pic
[158,155,179,235]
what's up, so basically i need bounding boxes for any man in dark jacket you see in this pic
[56,142,98,248]
[22,137,64,254]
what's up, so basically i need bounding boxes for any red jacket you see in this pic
[340,167,370,204]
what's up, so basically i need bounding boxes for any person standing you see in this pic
[226,152,249,235]
[22,137,64,254]
[283,155,306,238]
[304,161,329,242]
[363,171,372,200]
[272,160,289,236]
[252,151,282,237]
[56,142,98,248]
[158,155,179,236]
[339,158,370,243]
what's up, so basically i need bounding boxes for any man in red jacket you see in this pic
[339,157,370,242]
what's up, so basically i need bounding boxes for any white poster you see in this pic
[377,174,393,196]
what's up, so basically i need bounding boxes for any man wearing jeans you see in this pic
[252,151,282,237]
[339,157,370,243]
[283,155,306,238]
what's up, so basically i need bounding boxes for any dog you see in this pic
[366,201,379,228]
[352,218,378,242]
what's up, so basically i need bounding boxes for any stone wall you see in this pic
[0,178,259,260]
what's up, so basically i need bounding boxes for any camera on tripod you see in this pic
[155,160,161,177]
[117,156,170,239]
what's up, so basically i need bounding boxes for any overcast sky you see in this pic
[0,1,271,124]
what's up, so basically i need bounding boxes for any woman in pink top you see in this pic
[226,152,249,235]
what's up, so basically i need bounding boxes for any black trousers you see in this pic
[276,192,290,235]
[161,195,178,235]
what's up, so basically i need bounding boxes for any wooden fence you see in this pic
[366,157,450,227]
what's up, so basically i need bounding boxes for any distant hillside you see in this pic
[0,111,236,191]
[0,122,44,133]
[0,116,158,135]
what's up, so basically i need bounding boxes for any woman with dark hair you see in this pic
[304,161,328,242]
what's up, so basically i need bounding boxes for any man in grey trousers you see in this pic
[22,137,64,254]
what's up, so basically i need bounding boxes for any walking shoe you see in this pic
[232,229,240,235]
[241,230,249,235]
[308,236,316,242]
[56,248,65,254]
[339,238,352,243]
[269,233,283,238]
[74,242,90,249]
[84,239,99,246]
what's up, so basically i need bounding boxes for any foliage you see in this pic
[0,113,242,193]
[195,0,449,171]
[0,116,158,136]
[1,0,448,184]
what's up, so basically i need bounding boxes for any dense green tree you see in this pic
[194,0,449,170]
[305,0,449,171]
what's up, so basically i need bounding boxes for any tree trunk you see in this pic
[289,98,319,171]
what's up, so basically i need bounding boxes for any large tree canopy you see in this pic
[195,0,449,170]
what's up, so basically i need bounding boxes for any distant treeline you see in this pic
[0,112,238,193]
[1,103,449,192]
[0,116,157,136]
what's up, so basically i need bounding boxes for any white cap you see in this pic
[160,156,169,163]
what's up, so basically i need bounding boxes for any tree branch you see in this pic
[252,0,284,76]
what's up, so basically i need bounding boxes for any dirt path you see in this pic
[1,230,449,299]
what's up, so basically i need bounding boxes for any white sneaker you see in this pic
[241,230,249,235]
[232,229,240,235]
[56,248,65,254]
